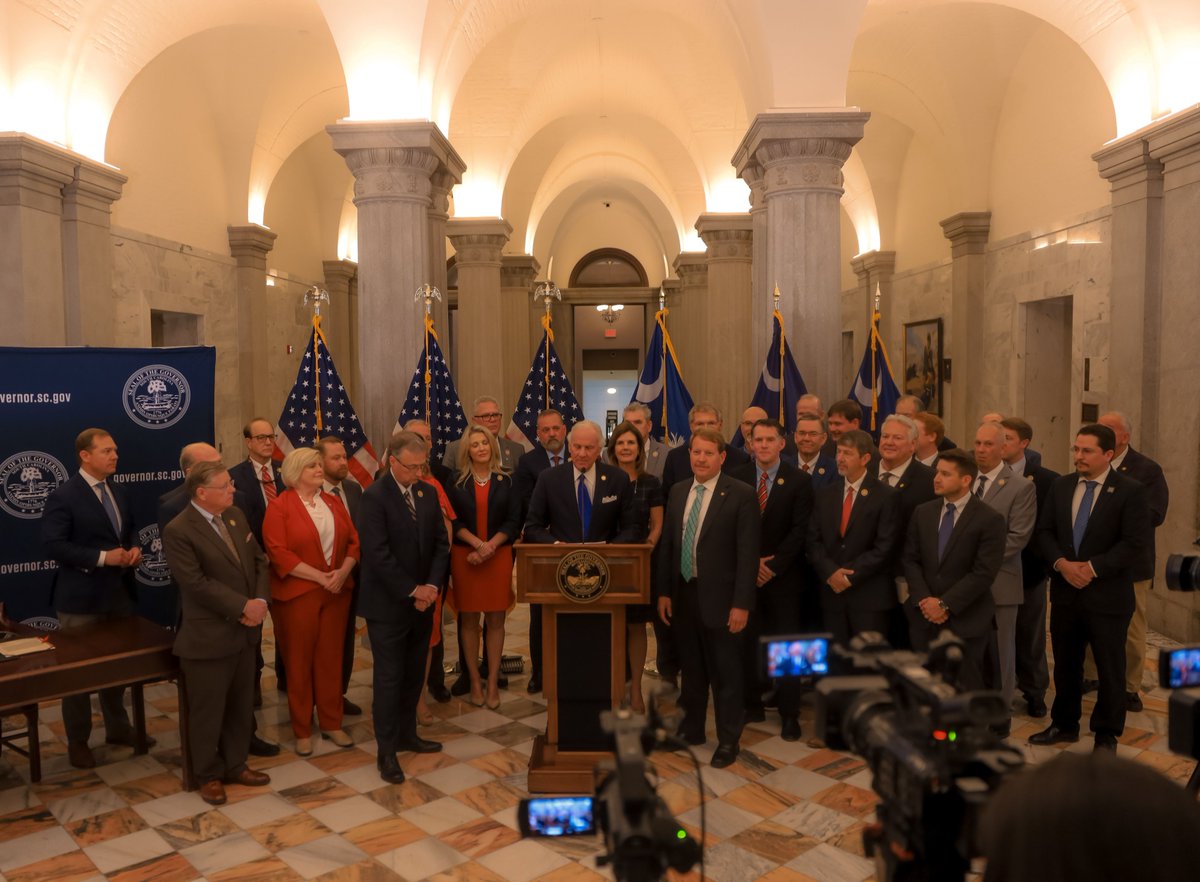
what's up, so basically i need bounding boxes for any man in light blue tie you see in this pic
[1030,424,1152,752]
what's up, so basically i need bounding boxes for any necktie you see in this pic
[839,486,854,536]
[976,476,988,498]
[882,472,895,487]
[97,483,120,535]
[577,474,592,537]
[757,471,769,512]
[212,514,238,558]
[330,485,349,514]
[680,485,706,581]
[552,455,561,466]
[1072,480,1097,551]
[402,487,417,521]
[938,502,956,560]
[261,465,277,500]
[802,462,811,474]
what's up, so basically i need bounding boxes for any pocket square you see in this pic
[602,494,618,503]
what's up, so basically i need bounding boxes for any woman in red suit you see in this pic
[445,426,521,708]
[263,447,360,755]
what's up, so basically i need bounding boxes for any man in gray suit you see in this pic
[163,461,272,806]
[973,421,1037,732]
[319,436,365,716]
[603,402,669,478]
[443,395,525,473]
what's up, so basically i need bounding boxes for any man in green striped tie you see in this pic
[656,427,761,769]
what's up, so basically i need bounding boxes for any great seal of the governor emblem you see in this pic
[123,364,191,429]
[556,549,610,603]
[0,451,68,519]
[135,524,172,587]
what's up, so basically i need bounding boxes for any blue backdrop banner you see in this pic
[0,346,216,626]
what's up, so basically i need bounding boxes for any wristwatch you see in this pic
[936,599,949,613]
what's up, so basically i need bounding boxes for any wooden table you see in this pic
[0,615,188,786]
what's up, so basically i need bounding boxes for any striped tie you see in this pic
[261,465,277,500]
[757,470,769,512]
[402,487,417,521]
[680,485,706,581]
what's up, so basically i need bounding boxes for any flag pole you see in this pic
[414,284,443,427]
[773,281,784,424]
[534,280,562,410]
[658,286,668,441]
[871,283,881,432]
[303,286,331,438]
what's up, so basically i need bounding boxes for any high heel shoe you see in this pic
[468,692,485,708]
[321,729,353,748]
[295,737,313,756]
[486,696,502,710]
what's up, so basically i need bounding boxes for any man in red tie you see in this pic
[228,418,286,694]
[806,429,901,646]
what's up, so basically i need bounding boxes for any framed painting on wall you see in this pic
[903,318,943,415]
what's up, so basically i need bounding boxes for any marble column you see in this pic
[734,111,870,405]
[1093,138,1163,444]
[228,224,278,420]
[427,171,454,345]
[1145,105,1200,640]
[322,259,359,401]
[671,251,709,409]
[697,213,754,425]
[447,218,512,415]
[327,121,466,449]
[501,255,540,421]
[0,134,127,346]
[742,163,771,370]
[849,250,897,365]
[62,161,127,346]
[940,212,991,447]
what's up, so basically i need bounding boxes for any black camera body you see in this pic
[1158,645,1200,763]
[811,632,1024,882]
[1164,537,1200,591]
[517,709,699,882]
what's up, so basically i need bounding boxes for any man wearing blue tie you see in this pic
[1029,425,1152,752]
[41,428,146,769]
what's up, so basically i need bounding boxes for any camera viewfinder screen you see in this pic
[765,636,829,678]
[526,797,595,836]
[1166,648,1200,688]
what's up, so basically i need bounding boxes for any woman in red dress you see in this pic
[445,426,521,708]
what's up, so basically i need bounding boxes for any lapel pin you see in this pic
[998,478,1007,487]
[1106,486,1115,494]
[860,488,869,497]
[229,519,237,527]
[818,467,826,475]
[600,474,607,481]
[417,489,424,498]
[776,478,784,486]
[899,482,907,489]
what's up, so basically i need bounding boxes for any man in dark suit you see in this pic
[730,419,812,740]
[1029,424,1152,752]
[658,427,760,767]
[227,418,286,693]
[821,399,863,458]
[158,443,279,757]
[319,436,366,716]
[443,395,525,473]
[359,431,451,783]
[1099,411,1169,712]
[512,408,568,694]
[902,449,1006,689]
[162,461,273,805]
[806,429,900,646]
[661,403,750,496]
[41,428,144,769]
[912,412,945,467]
[794,412,838,489]
[1000,417,1059,718]
[896,394,958,451]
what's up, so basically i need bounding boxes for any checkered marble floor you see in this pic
[1,611,1195,882]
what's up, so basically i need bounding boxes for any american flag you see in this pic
[395,317,468,463]
[275,317,378,486]
[506,328,584,449]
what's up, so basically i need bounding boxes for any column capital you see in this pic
[227,224,278,269]
[322,258,358,287]
[940,212,992,258]
[740,162,767,212]
[1094,136,1163,188]
[733,110,870,197]
[501,254,541,289]
[327,120,466,208]
[850,249,897,280]
[447,217,512,267]
[673,251,708,288]
[696,213,753,262]
[1146,104,1200,170]
[0,133,110,213]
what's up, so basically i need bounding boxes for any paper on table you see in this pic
[0,637,53,658]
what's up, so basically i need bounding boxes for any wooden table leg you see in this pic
[131,683,148,754]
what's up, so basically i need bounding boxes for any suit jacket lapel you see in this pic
[844,475,876,536]
[1081,470,1118,535]
[82,476,121,542]
[697,476,729,543]
[939,495,978,567]
[189,506,242,567]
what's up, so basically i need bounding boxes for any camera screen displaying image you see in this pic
[763,634,831,678]
[1160,646,1200,689]
[518,797,596,837]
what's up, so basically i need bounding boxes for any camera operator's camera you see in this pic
[1158,645,1200,763]
[1164,538,1200,591]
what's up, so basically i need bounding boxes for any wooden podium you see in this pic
[515,541,652,793]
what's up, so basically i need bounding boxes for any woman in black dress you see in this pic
[605,421,663,713]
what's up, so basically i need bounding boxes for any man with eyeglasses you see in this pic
[228,418,287,693]
[443,396,525,473]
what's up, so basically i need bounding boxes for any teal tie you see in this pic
[680,485,706,581]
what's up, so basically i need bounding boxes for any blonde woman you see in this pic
[444,426,521,708]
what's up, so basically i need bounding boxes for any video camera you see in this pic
[1158,646,1200,794]
[1165,538,1200,591]
[517,708,700,882]
[763,631,1024,882]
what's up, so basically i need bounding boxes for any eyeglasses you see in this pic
[392,459,425,472]
[249,433,277,442]
[474,412,502,420]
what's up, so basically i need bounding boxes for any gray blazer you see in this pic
[977,464,1037,605]
[443,434,524,474]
